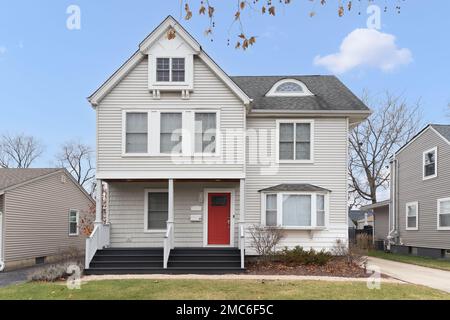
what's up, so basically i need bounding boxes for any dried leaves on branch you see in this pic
[177,0,404,49]
[0,133,44,168]
[348,92,422,205]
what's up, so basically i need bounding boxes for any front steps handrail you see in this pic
[85,224,110,269]
[240,224,245,269]
[163,222,174,268]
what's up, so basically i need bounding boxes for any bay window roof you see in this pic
[258,184,331,193]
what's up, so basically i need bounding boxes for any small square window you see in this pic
[211,195,228,206]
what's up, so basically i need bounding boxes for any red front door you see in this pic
[208,193,231,245]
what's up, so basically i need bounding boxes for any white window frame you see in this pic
[159,111,184,155]
[437,197,450,231]
[144,188,169,233]
[155,57,186,84]
[122,110,151,157]
[405,201,419,231]
[68,209,79,236]
[423,147,437,180]
[260,191,328,230]
[193,110,221,157]
[266,79,314,97]
[276,119,314,164]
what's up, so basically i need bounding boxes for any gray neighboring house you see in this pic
[360,200,389,241]
[0,168,94,271]
[389,124,450,258]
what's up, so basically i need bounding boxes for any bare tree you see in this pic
[248,225,284,261]
[0,133,44,168]
[349,92,422,205]
[56,141,95,189]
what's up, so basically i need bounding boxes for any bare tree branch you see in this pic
[349,91,422,206]
[0,133,44,168]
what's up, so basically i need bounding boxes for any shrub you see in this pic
[248,225,284,261]
[277,246,332,266]
[29,262,83,282]
[356,233,373,250]
[332,239,367,268]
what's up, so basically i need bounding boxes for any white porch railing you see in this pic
[163,222,174,269]
[85,224,110,269]
[240,224,245,269]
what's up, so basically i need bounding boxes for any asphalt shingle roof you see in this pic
[431,124,450,142]
[0,168,60,191]
[258,183,331,193]
[230,75,370,112]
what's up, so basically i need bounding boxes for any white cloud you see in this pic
[313,28,412,74]
[0,46,6,54]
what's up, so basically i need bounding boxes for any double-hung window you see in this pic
[438,198,450,230]
[195,112,217,154]
[156,57,185,82]
[406,202,419,230]
[160,113,182,154]
[278,120,313,162]
[263,192,327,228]
[145,190,169,231]
[69,210,79,236]
[423,147,437,179]
[125,112,148,154]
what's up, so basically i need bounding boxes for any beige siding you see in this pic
[97,56,245,178]
[396,128,450,249]
[245,117,349,251]
[4,172,93,262]
[108,181,240,248]
[373,207,389,240]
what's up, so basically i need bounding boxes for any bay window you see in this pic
[263,192,327,228]
[277,120,313,162]
[438,198,450,230]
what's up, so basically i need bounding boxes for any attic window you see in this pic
[156,57,185,82]
[266,79,313,97]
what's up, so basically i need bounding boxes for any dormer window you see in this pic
[266,79,313,97]
[156,57,185,83]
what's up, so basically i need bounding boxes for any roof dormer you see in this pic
[266,79,313,97]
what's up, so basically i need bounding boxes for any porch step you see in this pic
[85,247,244,275]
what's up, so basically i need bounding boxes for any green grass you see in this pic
[0,279,448,300]
[368,250,450,271]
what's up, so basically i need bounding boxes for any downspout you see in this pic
[0,209,4,271]
[386,157,398,249]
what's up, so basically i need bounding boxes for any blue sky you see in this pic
[0,0,449,167]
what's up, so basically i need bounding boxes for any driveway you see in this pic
[0,265,47,288]
[367,256,450,293]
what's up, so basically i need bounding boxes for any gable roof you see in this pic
[258,183,331,193]
[231,75,370,113]
[88,16,251,106]
[395,124,450,156]
[0,168,60,191]
[0,168,94,203]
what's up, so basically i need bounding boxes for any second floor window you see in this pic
[278,121,312,161]
[423,147,437,179]
[195,113,216,153]
[126,113,148,153]
[160,113,182,153]
[156,57,185,82]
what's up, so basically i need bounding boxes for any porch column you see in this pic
[95,179,103,225]
[239,179,245,248]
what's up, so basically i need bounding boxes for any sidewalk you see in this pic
[367,256,450,293]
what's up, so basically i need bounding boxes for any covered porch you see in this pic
[85,179,246,273]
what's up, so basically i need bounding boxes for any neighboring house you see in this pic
[84,16,370,274]
[389,124,450,259]
[360,200,389,241]
[348,209,373,230]
[0,168,94,271]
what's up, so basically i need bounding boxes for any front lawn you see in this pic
[0,279,448,300]
[368,250,450,271]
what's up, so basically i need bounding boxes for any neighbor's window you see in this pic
[125,112,148,153]
[195,113,217,153]
[160,113,182,153]
[147,192,168,230]
[406,202,418,230]
[423,147,437,179]
[438,198,450,229]
[156,57,185,82]
[265,194,277,226]
[282,195,312,227]
[316,194,325,227]
[69,210,79,236]
[279,122,312,161]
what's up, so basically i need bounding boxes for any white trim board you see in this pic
[437,197,450,231]
[202,188,236,248]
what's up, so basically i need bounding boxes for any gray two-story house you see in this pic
[84,16,370,274]
[389,124,450,258]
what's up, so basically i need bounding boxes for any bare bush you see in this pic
[248,225,284,261]
[332,239,367,270]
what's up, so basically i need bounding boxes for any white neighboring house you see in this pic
[84,16,371,274]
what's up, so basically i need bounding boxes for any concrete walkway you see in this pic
[367,257,450,293]
[82,273,403,284]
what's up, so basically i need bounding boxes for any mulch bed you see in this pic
[245,257,371,278]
